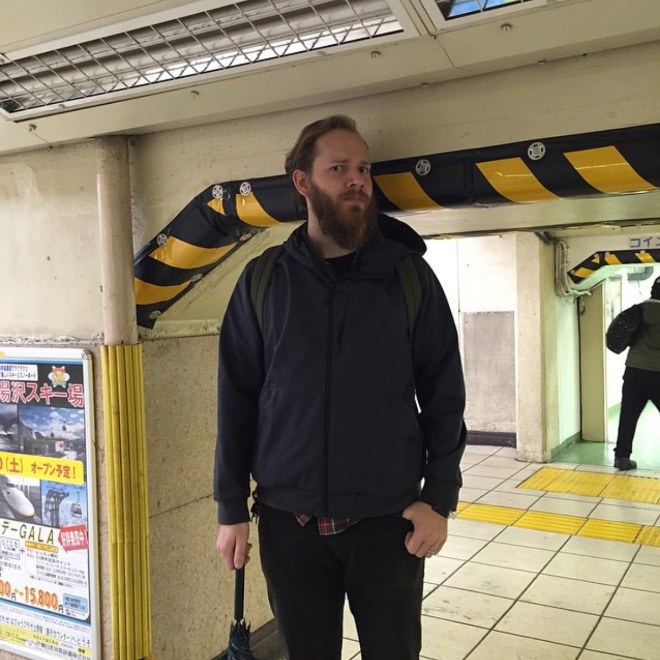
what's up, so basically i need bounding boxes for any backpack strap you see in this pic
[395,255,422,340]
[250,245,283,334]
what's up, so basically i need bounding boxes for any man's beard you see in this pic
[308,181,377,251]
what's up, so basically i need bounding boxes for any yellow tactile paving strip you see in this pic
[456,467,660,548]
[520,467,660,503]
[456,502,660,547]
[515,511,584,536]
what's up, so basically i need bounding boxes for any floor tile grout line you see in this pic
[425,580,517,602]
[577,541,644,659]
[458,454,533,660]
[444,480,648,656]
[595,610,660,629]
[448,457,660,657]
[464,625,596,653]
[489,527,575,641]
[454,526,643,567]
[446,521,660,587]
[421,582,441,603]
[436,518,574,625]
[469,628,601,659]
[345,451,660,660]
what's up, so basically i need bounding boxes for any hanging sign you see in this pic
[0,347,99,660]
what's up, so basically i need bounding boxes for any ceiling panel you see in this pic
[1,0,660,157]
[0,1,202,53]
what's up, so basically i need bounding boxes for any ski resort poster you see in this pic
[0,347,98,660]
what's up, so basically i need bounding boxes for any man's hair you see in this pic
[285,115,365,213]
[652,276,660,300]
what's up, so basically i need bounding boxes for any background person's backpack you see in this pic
[606,304,643,354]
[249,245,421,339]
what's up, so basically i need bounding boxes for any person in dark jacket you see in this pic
[214,115,466,660]
[614,276,660,470]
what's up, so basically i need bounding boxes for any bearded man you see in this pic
[214,115,466,660]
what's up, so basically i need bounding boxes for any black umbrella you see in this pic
[217,567,260,660]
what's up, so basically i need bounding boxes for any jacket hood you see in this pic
[377,213,427,256]
[284,213,426,277]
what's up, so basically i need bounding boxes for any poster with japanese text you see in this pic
[0,347,98,660]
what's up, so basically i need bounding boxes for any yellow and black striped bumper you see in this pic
[568,249,660,285]
[135,123,660,328]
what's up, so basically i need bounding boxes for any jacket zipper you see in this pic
[323,278,336,516]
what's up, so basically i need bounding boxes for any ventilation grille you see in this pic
[0,0,402,118]
[436,0,536,20]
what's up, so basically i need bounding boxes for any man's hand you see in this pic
[401,501,448,558]
[216,523,251,570]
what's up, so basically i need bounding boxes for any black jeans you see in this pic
[258,503,424,660]
[615,366,660,458]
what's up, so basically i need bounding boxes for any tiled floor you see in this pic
[340,445,660,660]
[555,403,660,470]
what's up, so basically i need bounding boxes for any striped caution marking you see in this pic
[564,146,656,194]
[568,249,660,284]
[135,278,190,306]
[456,467,660,548]
[236,193,282,227]
[149,236,236,269]
[373,173,443,211]
[207,198,225,215]
[476,158,559,203]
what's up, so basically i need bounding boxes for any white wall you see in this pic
[425,234,517,323]
[426,234,517,436]
[424,239,459,324]
[426,233,582,454]
[556,296,581,444]
[0,142,103,338]
[457,236,517,313]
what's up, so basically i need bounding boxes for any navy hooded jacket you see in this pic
[214,214,466,525]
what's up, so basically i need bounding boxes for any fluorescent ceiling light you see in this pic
[0,0,402,118]
[436,0,535,19]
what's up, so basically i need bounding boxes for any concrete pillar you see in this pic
[96,136,153,660]
[580,284,608,442]
[515,232,557,462]
[96,136,138,345]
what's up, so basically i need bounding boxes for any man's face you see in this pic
[305,129,377,251]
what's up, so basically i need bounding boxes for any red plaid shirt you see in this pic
[295,513,359,535]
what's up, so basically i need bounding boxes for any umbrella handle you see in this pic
[234,567,245,621]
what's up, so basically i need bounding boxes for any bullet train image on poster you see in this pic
[0,475,35,518]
